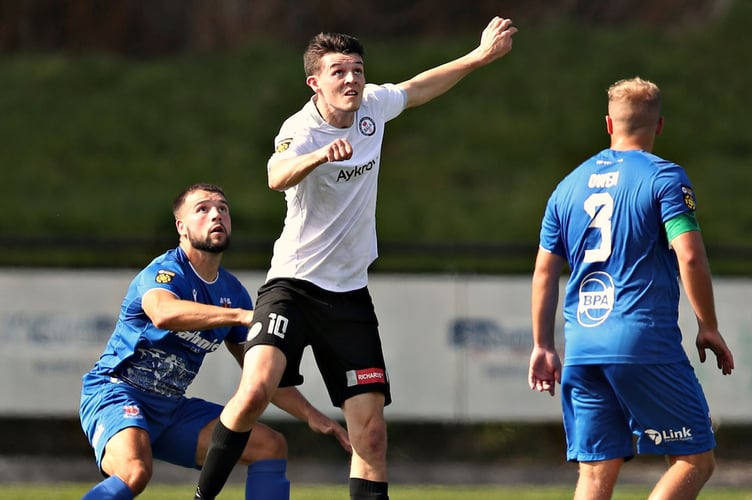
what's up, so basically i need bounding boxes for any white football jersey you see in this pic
[266,83,407,292]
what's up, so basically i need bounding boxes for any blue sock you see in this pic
[82,475,134,500]
[245,459,290,500]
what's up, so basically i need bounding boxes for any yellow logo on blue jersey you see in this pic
[681,185,697,211]
[155,270,175,284]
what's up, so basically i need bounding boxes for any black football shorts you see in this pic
[245,278,391,407]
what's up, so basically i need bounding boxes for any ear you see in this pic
[306,74,319,93]
[176,219,186,237]
[605,115,614,135]
[655,116,665,136]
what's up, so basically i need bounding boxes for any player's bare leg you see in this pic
[195,345,287,499]
[574,458,622,500]
[342,392,388,499]
[647,451,715,500]
[222,345,288,431]
[100,427,153,495]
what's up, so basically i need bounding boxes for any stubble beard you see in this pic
[189,233,230,254]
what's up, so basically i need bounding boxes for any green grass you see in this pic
[1,483,751,500]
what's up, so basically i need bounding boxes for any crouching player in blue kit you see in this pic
[528,78,735,499]
[80,183,351,500]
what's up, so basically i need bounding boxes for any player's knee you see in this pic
[670,451,716,486]
[238,427,287,464]
[692,451,716,483]
[118,460,152,495]
[235,383,275,412]
[352,419,387,459]
[265,429,288,459]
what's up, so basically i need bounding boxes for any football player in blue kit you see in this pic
[194,17,518,500]
[528,77,735,499]
[80,183,350,500]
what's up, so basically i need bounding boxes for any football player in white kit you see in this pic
[195,17,518,500]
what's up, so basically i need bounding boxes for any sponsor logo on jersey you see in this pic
[219,296,232,307]
[346,368,387,387]
[577,271,614,327]
[123,404,143,419]
[358,116,376,136]
[681,185,697,211]
[155,270,175,284]
[175,330,222,352]
[275,138,293,154]
[336,158,377,182]
[644,426,694,445]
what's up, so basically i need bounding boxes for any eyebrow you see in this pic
[191,198,229,209]
[326,58,364,70]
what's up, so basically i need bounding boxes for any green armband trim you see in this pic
[665,212,700,242]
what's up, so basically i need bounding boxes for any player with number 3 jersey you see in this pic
[528,77,734,500]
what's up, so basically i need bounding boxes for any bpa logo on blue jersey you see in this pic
[577,271,614,327]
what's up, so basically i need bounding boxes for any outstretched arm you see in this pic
[142,288,253,331]
[671,230,734,375]
[529,248,564,396]
[398,16,517,109]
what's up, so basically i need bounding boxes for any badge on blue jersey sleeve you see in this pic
[155,270,175,284]
[681,185,697,211]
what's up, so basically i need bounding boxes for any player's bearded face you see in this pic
[188,228,230,253]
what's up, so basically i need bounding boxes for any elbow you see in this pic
[267,172,289,192]
[147,307,179,330]
[268,179,286,192]
[150,314,174,330]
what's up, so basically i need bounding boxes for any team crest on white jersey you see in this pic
[358,116,376,136]
[275,138,293,154]
[577,271,614,327]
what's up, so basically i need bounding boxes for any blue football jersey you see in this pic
[540,149,698,365]
[84,247,252,397]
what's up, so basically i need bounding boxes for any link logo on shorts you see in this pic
[645,426,694,445]
[346,368,386,387]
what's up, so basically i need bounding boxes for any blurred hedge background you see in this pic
[1,0,750,274]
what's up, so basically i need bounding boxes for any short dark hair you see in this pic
[172,183,227,219]
[303,32,364,76]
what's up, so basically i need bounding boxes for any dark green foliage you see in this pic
[1,3,750,272]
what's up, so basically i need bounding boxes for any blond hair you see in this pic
[607,77,662,133]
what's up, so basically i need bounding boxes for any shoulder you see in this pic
[278,99,320,133]
[137,249,191,289]
[362,83,407,106]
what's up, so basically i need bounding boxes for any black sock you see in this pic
[194,421,251,499]
[349,478,389,500]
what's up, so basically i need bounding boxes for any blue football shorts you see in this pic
[561,361,715,462]
[80,375,222,473]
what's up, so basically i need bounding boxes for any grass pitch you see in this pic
[1,484,751,499]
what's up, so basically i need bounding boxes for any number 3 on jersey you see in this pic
[583,192,613,263]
